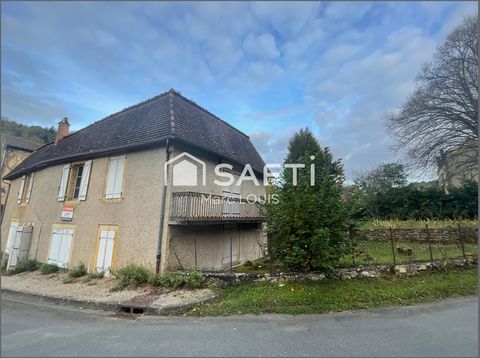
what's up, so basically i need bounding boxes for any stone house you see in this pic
[437,140,478,189]
[1,89,266,273]
[0,134,42,221]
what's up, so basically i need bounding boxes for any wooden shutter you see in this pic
[5,222,19,253]
[105,156,125,199]
[96,230,115,272]
[17,176,26,204]
[48,230,63,266]
[25,173,35,203]
[58,229,73,267]
[57,165,71,201]
[48,229,73,268]
[78,160,92,201]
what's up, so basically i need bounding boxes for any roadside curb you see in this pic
[1,288,217,315]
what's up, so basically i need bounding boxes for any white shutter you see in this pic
[17,176,26,204]
[5,222,19,253]
[78,160,92,201]
[58,165,71,201]
[48,230,63,265]
[48,229,73,268]
[25,173,35,203]
[105,156,125,199]
[105,157,118,199]
[58,230,73,267]
[96,230,115,272]
[113,156,125,198]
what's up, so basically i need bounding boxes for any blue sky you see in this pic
[1,1,476,179]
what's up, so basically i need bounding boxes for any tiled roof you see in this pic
[4,89,265,180]
[1,134,42,152]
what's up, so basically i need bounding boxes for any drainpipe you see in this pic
[156,138,171,273]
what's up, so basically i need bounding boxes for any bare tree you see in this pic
[387,16,478,182]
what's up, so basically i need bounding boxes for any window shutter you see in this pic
[113,156,125,198]
[5,222,19,253]
[57,164,70,202]
[105,156,125,199]
[25,173,35,203]
[17,176,26,204]
[78,160,92,201]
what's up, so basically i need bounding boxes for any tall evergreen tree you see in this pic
[267,129,350,272]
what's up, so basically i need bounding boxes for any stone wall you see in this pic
[352,227,478,243]
[201,257,477,286]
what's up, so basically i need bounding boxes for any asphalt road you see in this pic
[1,295,478,357]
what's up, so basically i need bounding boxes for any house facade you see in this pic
[1,89,267,273]
[0,134,41,221]
[437,140,478,189]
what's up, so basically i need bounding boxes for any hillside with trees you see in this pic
[0,117,56,145]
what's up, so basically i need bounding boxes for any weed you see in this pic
[148,270,206,289]
[112,264,150,288]
[88,271,104,279]
[40,263,58,275]
[62,276,74,284]
[67,263,87,278]
[8,259,40,274]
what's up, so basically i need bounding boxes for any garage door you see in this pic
[47,229,73,268]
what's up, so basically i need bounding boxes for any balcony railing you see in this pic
[169,191,265,224]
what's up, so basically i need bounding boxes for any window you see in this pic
[57,161,92,202]
[105,156,126,199]
[17,173,34,204]
[47,228,74,268]
[222,172,241,216]
[95,226,118,274]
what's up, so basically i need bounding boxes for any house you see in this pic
[437,140,478,189]
[0,134,42,221]
[1,89,267,273]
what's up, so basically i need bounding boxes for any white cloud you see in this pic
[243,33,280,60]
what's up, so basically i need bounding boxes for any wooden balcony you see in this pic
[169,191,265,225]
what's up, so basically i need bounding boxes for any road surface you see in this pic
[1,295,477,357]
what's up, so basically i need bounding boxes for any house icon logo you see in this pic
[164,152,206,186]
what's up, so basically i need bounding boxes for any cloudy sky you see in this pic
[1,1,476,179]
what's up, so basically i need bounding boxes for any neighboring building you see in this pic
[1,89,266,273]
[0,134,42,220]
[437,140,478,189]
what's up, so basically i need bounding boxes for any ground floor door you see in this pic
[222,226,239,266]
[96,229,116,274]
[47,229,73,268]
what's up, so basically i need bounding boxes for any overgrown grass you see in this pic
[339,240,477,267]
[67,263,87,278]
[148,270,206,289]
[40,263,58,275]
[111,264,150,290]
[359,219,477,229]
[187,267,478,316]
[7,259,40,274]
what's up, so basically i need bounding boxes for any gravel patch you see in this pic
[150,289,216,309]
[1,271,146,303]
[1,271,216,310]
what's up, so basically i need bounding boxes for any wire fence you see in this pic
[342,223,477,267]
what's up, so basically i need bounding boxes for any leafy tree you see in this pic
[387,16,478,177]
[266,129,350,272]
[0,117,56,144]
[351,163,408,218]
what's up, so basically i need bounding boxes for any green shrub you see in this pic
[112,264,150,287]
[40,263,58,275]
[67,263,87,278]
[88,271,104,279]
[148,270,206,289]
[9,259,40,274]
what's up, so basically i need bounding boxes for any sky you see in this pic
[1,1,476,180]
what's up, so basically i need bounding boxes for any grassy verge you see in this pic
[187,267,477,316]
[359,219,477,229]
